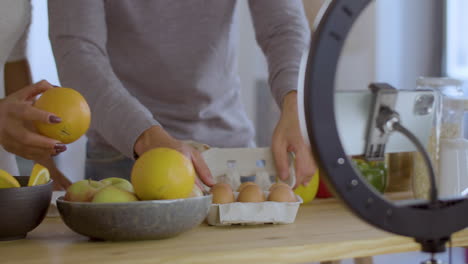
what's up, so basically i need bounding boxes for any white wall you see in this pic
[376,0,442,89]
[236,0,275,147]
[334,0,442,92]
[28,1,58,85]
[236,0,268,126]
[335,2,376,91]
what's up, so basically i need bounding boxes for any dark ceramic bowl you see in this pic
[0,176,53,241]
[57,194,212,241]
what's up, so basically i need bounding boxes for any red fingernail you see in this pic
[49,116,62,123]
[55,144,67,152]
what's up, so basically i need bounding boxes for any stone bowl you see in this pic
[56,194,212,241]
[0,176,53,241]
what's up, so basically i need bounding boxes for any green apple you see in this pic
[91,185,138,203]
[65,180,106,202]
[100,177,134,193]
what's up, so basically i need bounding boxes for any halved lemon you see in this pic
[0,169,20,188]
[28,164,50,186]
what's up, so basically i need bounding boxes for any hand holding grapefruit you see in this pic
[131,148,196,200]
[34,87,90,144]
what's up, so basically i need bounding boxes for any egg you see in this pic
[237,181,257,192]
[237,184,265,202]
[210,183,235,204]
[267,185,297,202]
[269,182,290,192]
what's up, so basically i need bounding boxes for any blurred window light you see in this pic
[446,0,468,78]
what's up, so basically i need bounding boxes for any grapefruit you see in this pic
[34,87,90,144]
[131,148,195,200]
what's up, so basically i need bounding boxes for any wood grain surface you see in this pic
[2,196,467,264]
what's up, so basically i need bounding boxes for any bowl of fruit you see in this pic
[0,165,53,241]
[57,148,212,241]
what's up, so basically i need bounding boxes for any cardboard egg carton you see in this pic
[202,147,302,226]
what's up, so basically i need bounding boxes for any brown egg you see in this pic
[237,181,257,192]
[210,183,235,204]
[267,185,297,202]
[269,182,290,192]
[237,184,265,202]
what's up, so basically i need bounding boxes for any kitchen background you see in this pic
[17,0,465,263]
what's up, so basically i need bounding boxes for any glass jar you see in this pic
[387,152,413,193]
[412,77,465,200]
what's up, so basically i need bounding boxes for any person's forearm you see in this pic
[4,59,32,96]
[52,48,158,158]
[49,0,158,158]
[249,0,310,106]
[36,157,71,190]
[282,91,298,113]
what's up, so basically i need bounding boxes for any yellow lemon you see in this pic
[34,87,91,144]
[131,148,196,200]
[0,169,20,188]
[28,164,51,186]
[294,170,319,204]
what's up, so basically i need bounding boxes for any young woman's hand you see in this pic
[0,80,66,160]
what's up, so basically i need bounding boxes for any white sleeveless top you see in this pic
[0,0,31,175]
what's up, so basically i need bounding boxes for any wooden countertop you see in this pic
[3,196,468,264]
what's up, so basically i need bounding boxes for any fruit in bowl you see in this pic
[58,165,210,241]
[0,169,21,189]
[57,147,212,241]
[0,166,53,240]
[64,148,203,203]
[100,177,134,193]
[91,185,138,203]
[56,193,212,241]
[131,147,196,200]
[65,180,106,202]
[65,178,137,203]
[0,164,51,189]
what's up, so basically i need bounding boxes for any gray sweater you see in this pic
[48,0,310,158]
